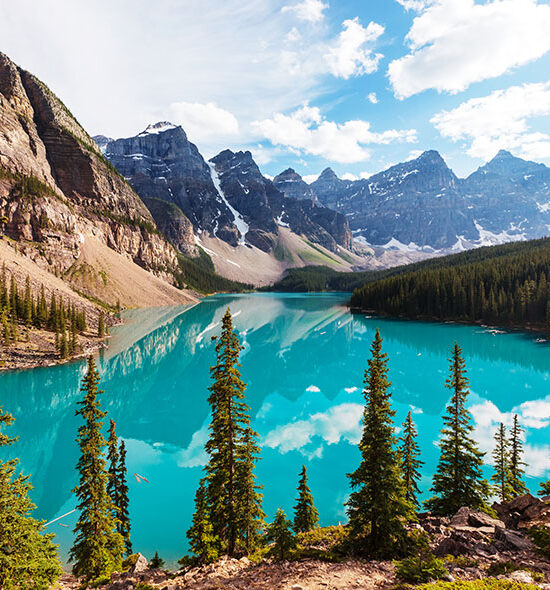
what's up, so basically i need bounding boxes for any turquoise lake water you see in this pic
[1,292,550,566]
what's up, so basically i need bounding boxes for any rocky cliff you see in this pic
[277,150,550,252]
[98,125,353,256]
[0,52,194,307]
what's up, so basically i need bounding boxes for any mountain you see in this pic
[273,168,317,202]
[276,150,550,252]
[0,52,195,308]
[97,125,359,285]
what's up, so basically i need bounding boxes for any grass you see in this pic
[416,580,539,590]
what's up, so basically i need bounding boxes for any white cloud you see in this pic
[177,425,209,468]
[431,82,550,160]
[170,101,239,143]
[389,0,550,99]
[306,384,321,392]
[325,18,384,79]
[302,173,319,183]
[253,104,417,163]
[282,0,328,23]
[263,402,364,454]
[395,0,432,10]
[367,92,378,104]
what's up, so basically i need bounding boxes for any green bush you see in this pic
[528,526,550,558]
[445,555,479,568]
[291,525,349,562]
[395,550,449,584]
[416,580,538,590]
[487,562,523,576]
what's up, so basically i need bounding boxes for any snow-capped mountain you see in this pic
[276,150,550,252]
[95,124,354,278]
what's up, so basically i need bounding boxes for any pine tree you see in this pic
[538,480,550,496]
[346,329,413,557]
[186,479,219,564]
[70,357,123,581]
[106,420,132,557]
[0,406,62,588]
[509,414,528,497]
[201,308,263,556]
[98,312,105,338]
[117,440,132,556]
[425,343,489,516]
[491,423,513,502]
[266,508,295,560]
[399,410,424,509]
[149,551,165,569]
[235,426,265,553]
[293,465,319,533]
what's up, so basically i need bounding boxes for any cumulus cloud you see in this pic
[177,425,209,468]
[325,18,384,79]
[367,92,378,104]
[302,173,319,183]
[263,402,364,454]
[252,104,417,163]
[282,0,328,23]
[170,101,239,143]
[306,385,321,392]
[389,0,550,99]
[431,82,550,160]
[395,0,432,10]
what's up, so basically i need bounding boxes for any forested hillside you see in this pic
[350,238,550,329]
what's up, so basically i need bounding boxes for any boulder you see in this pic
[494,527,533,551]
[130,553,149,573]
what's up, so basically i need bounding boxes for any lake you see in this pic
[1,292,550,566]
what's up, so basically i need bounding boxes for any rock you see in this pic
[494,527,533,550]
[501,570,535,584]
[468,512,505,529]
[130,553,149,573]
[452,507,472,527]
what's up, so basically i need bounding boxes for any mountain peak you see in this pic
[494,149,514,159]
[416,150,446,166]
[138,121,178,136]
[319,167,338,180]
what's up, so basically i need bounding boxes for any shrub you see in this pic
[416,580,538,590]
[395,550,449,584]
[292,525,349,562]
[529,526,550,559]
[487,562,523,576]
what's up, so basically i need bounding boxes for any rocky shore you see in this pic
[56,494,550,590]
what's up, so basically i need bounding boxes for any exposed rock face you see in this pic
[99,126,353,255]
[277,149,550,251]
[0,52,180,288]
[273,168,317,202]
[211,149,353,253]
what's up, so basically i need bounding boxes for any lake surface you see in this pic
[2,292,550,566]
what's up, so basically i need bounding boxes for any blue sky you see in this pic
[3,0,550,179]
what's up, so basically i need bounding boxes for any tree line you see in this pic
[2,311,550,586]
[350,238,550,329]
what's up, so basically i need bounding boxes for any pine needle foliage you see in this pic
[509,414,528,498]
[346,328,413,558]
[0,406,62,590]
[186,479,219,564]
[400,410,424,509]
[106,420,132,556]
[189,308,263,558]
[425,343,489,516]
[266,508,295,560]
[69,357,124,581]
[491,423,513,502]
[293,465,319,533]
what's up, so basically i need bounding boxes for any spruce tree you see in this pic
[70,356,123,581]
[399,410,424,509]
[0,406,62,588]
[202,308,263,556]
[266,508,295,560]
[149,551,165,569]
[509,414,528,497]
[117,440,132,556]
[425,343,489,516]
[186,479,219,564]
[98,312,105,338]
[491,423,513,502]
[235,426,265,553]
[346,329,413,557]
[293,465,319,533]
[106,420,132,556]
[539,480,550,496]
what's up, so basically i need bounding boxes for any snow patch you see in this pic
[208,162,249,245]
[138,122,177,136]
[474,221,525,246]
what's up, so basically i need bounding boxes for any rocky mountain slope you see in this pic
[97,124,363,285]
[277,150,550,252]
[0,52,196,308]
